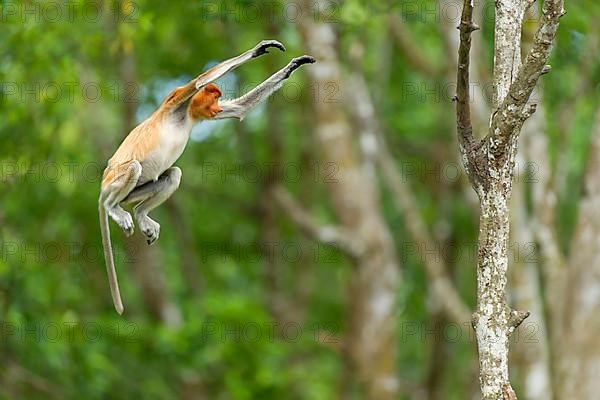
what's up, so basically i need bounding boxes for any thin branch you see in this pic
[490,0,565,149]
[455,0,480,153]
[508,309,531,333]
[389,17,440,78]
[557,107,600,398]
[270,186,365,259]
[515,79,564,394]
[522,99,567,292]
[378,151,472,324]
[515,1,567,291]
[510,159,555,399]
[1,359,63,398]
[345,62,471,325]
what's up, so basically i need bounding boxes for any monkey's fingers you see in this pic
[284,55,316,79]
[291,55,316,67]
[252,40,286,57]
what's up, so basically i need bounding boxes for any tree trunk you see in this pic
[455,0,563,398]
[298,1,400,398]
[510,164,553,400]
[557,108,600,399]
[472,191,519,399]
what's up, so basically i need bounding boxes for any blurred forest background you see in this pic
[1,0,599,399]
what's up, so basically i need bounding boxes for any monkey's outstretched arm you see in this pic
[214,55,315,121]
[166,40,286,109]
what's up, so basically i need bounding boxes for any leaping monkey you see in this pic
[99,40,315,314]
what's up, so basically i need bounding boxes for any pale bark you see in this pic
[507,9,554,397]
[522,101,568,400]
[517,7,600,398]
[344,58,471,326]
[280,1,402,398]
[512,37,600,399]
[522,97,600,400]
[510,149,553,400]
[557,109,600,399]
[455,0,563,398]
[526,105,566,352]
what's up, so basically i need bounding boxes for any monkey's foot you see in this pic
[284,55,316,78]
[108,207,135,236]
[136,214,160,245]
[253,40,286,57]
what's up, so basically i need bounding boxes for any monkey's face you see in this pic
[190,83,223,120]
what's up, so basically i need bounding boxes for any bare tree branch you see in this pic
[377,152,472,325]
[440,0,491,134]
[556,107,600,398]
[455,1,564,398]
[491,0,527,108]
[389,17,440,78]
[299,3,401,397]
[439,0,488,210]
[0,359,63,398]
[270,185,365,259]
[513,101,555,400]
[489,0,565,154]
[344,60,471,325]
[522,101,568,337]
[455,0,479,156]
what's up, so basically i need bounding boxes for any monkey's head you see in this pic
[190,83,223,120]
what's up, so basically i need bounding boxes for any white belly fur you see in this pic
[139,118,192,184]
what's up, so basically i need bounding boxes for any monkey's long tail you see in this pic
[99,204,125,315]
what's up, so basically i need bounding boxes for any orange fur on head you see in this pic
[190,83,223,120]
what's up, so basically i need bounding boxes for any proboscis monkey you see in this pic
[99,40,315,314]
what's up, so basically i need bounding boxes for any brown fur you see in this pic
[102,118,159,188]
[190,83,223,120]
[101,84,222,189]
[99,40,295,315]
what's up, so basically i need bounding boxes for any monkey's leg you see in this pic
[214,55,315,120]
[101,160,142,236]
[121,167,182,245]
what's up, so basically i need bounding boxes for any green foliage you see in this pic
[0,0,598,398]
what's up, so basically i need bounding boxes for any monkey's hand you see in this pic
[252,40,286,58]
[283,55,316,79]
